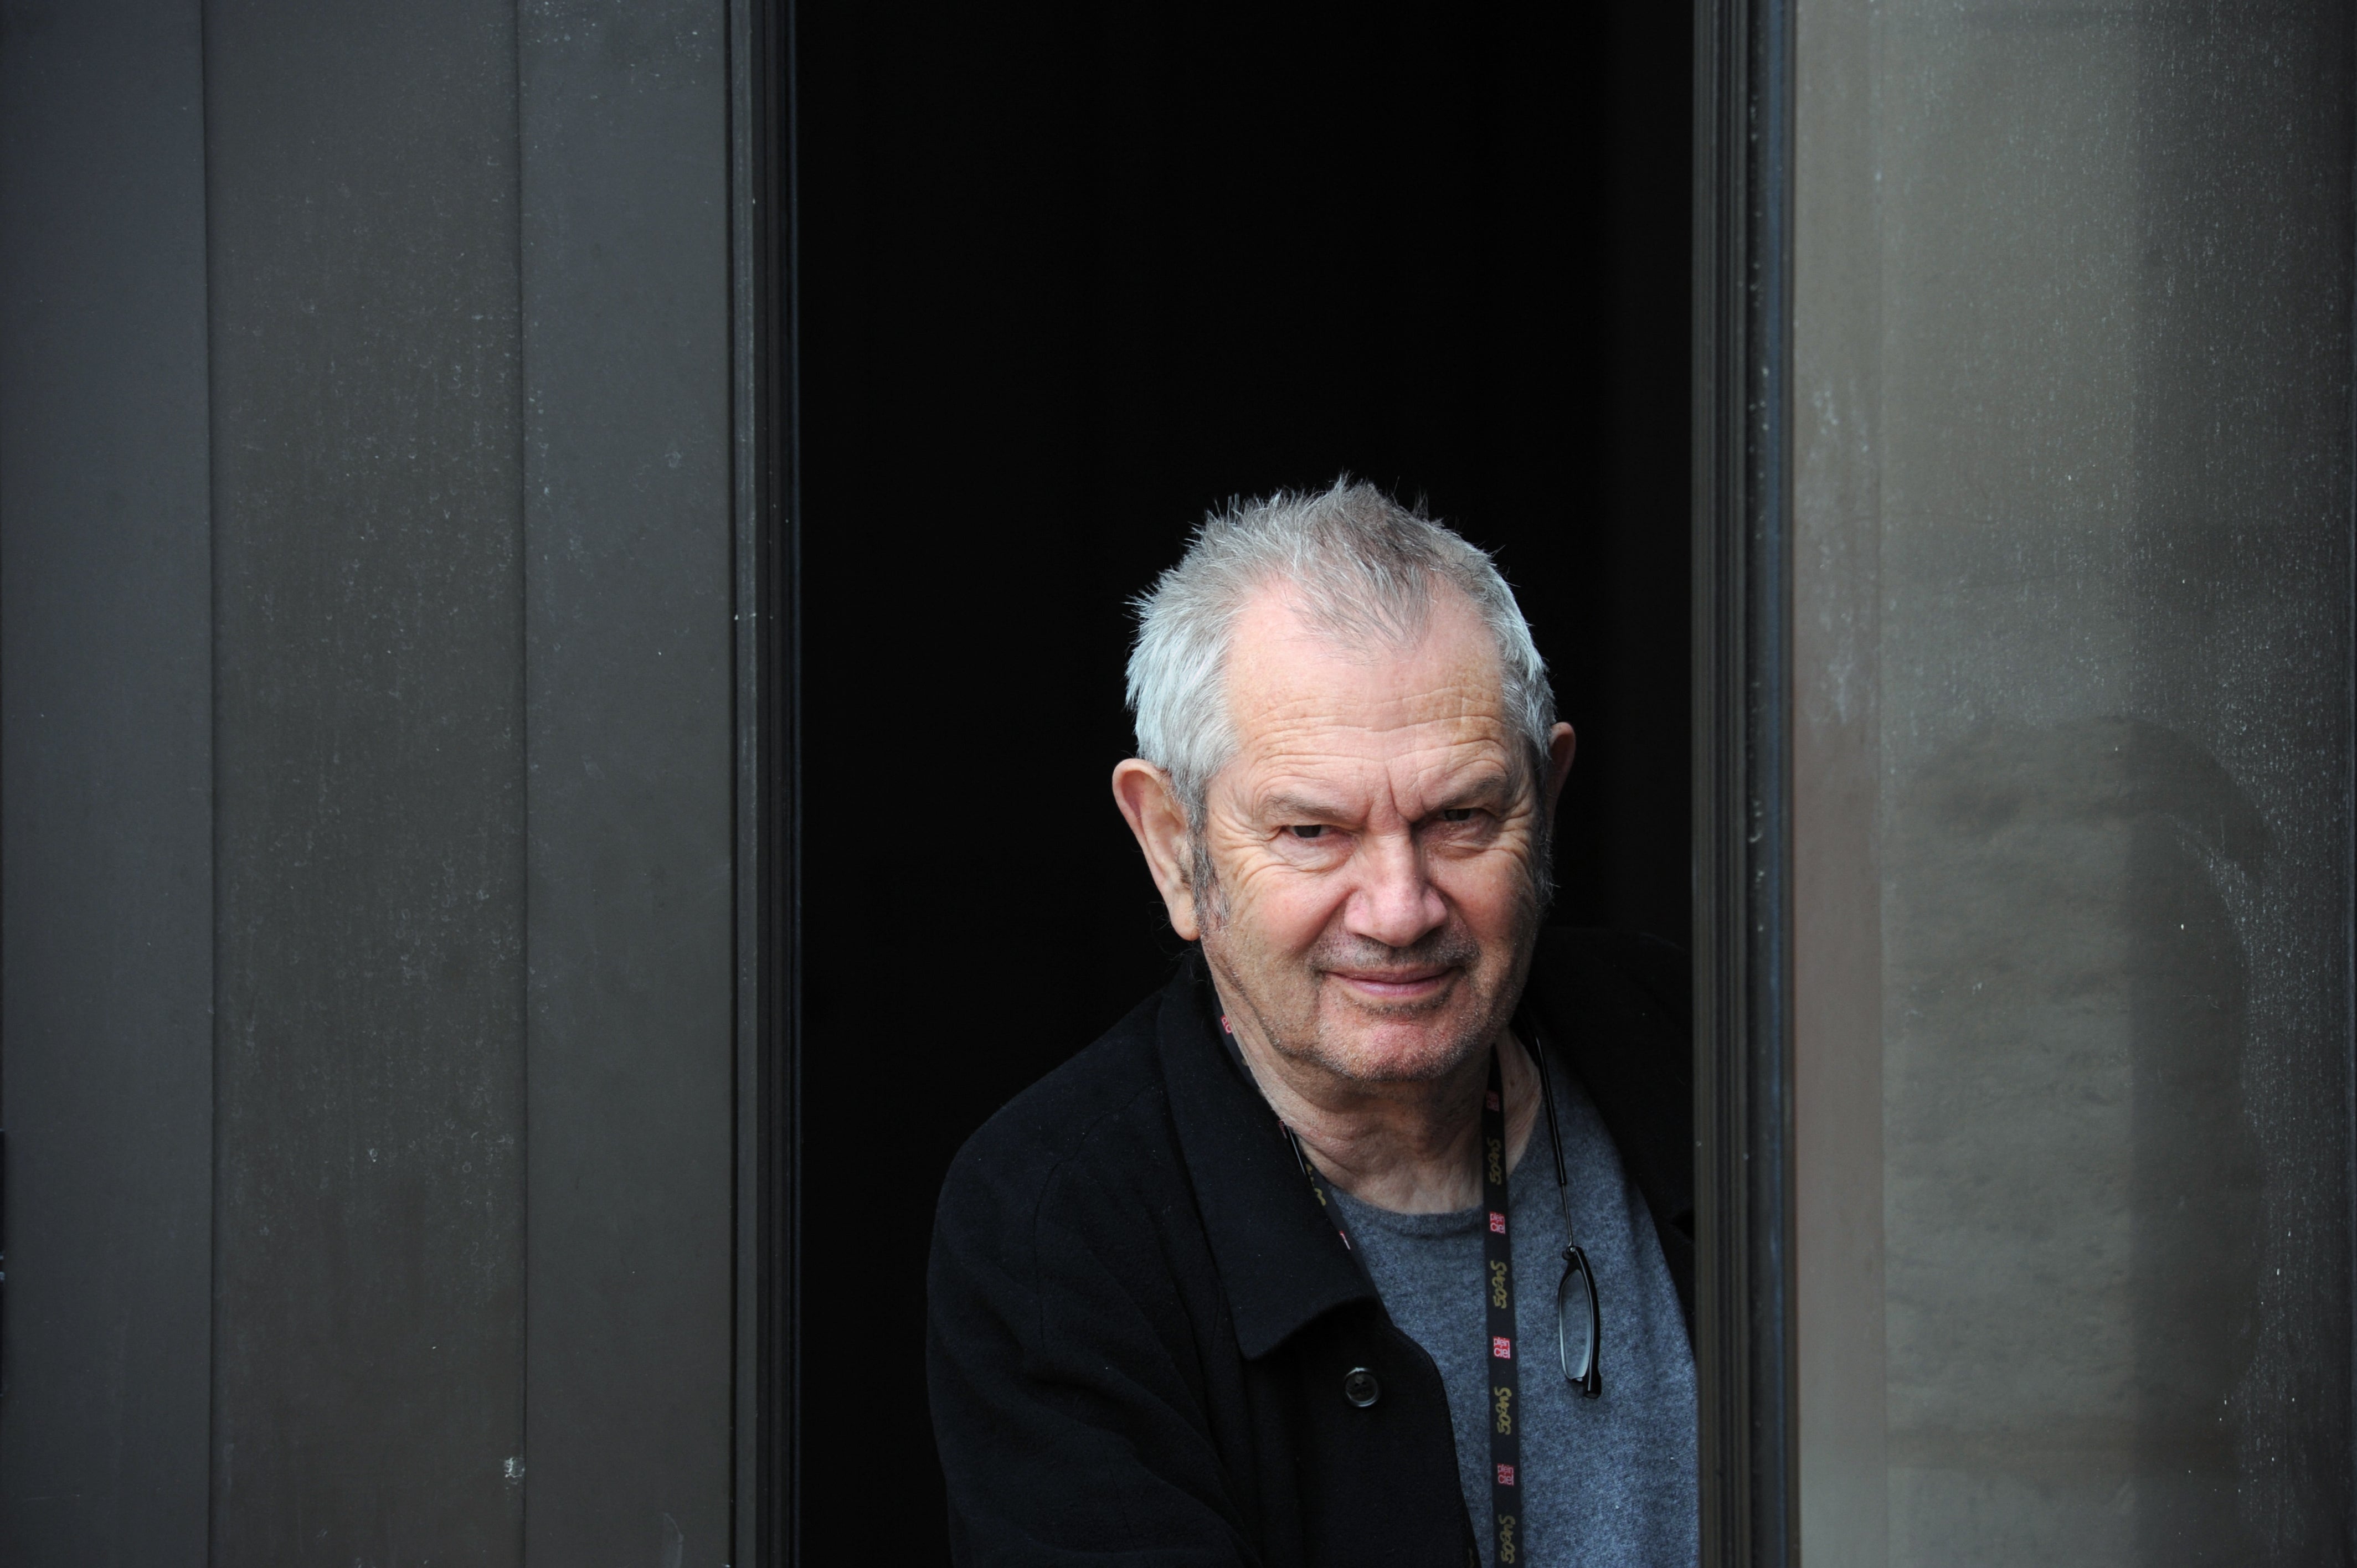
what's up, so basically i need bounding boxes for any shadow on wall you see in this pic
[1885,716,2264,1564]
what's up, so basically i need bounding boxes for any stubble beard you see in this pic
[1197,865,1544,1089]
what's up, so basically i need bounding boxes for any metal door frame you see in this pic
[730,0,801,1562]
[1692,0,1797,1557]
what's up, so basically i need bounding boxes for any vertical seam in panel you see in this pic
[784,1,806,1559]
[198,0,223,1557]
[510,0,532,1557]
[724,0,749,1557]
[1752,0,1797,1551]
[2346,40,2357,1557]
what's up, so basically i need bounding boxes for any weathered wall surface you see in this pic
[1795,1,2356,1561]
[1,3,741,1562]
[0,3,215,1560]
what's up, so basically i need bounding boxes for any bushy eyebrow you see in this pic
[1260,791,1349,823]
[1423,767,1519,812]
[1257,767,1520,824]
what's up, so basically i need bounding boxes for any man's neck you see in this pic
[1213,982,1543,1215]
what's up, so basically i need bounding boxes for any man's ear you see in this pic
[1112,759,1202,942]
[1542,723,1578,823]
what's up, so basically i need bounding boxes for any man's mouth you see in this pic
[1324,966,1456,1003]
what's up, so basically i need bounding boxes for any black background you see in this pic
[797,2,1691,1550]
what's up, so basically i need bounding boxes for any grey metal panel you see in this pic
[1788,0,1886,1551]
[1789,0,2355,1559]
[204,2,529,1560]
[515,5,736,1565]
[0,2,215,1561]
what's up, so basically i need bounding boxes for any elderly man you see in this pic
[927,481,1696,1566]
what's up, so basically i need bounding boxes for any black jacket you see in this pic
[927,929,1694,1567]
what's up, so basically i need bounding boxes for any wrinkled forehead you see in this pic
[1221,584,1516,768]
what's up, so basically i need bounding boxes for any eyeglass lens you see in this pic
[1557,1244,1601,1396]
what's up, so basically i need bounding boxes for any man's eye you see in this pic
[1437,808,1478,824]
[1286,825,1327,840]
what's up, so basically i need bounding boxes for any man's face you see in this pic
[1190,587,1556,1086]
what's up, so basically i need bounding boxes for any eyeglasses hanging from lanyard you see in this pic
[1527,1032,1603,1398]
[1276,1023,1603,1399]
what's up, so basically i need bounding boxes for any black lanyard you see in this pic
[1474,1049,1526,1565]
[1272,1040,1571,1568]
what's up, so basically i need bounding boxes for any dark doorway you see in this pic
[794,3,1692,1552]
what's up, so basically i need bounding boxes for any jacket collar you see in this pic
[1154,950,1378,1360]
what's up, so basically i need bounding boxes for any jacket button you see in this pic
[1342,1367,1380,1408]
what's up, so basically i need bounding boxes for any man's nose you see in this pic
[1344,829,1448,950]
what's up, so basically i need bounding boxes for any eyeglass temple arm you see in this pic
[1522,1020,1576,1231]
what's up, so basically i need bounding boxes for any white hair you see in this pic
[1126,478,1558,838]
